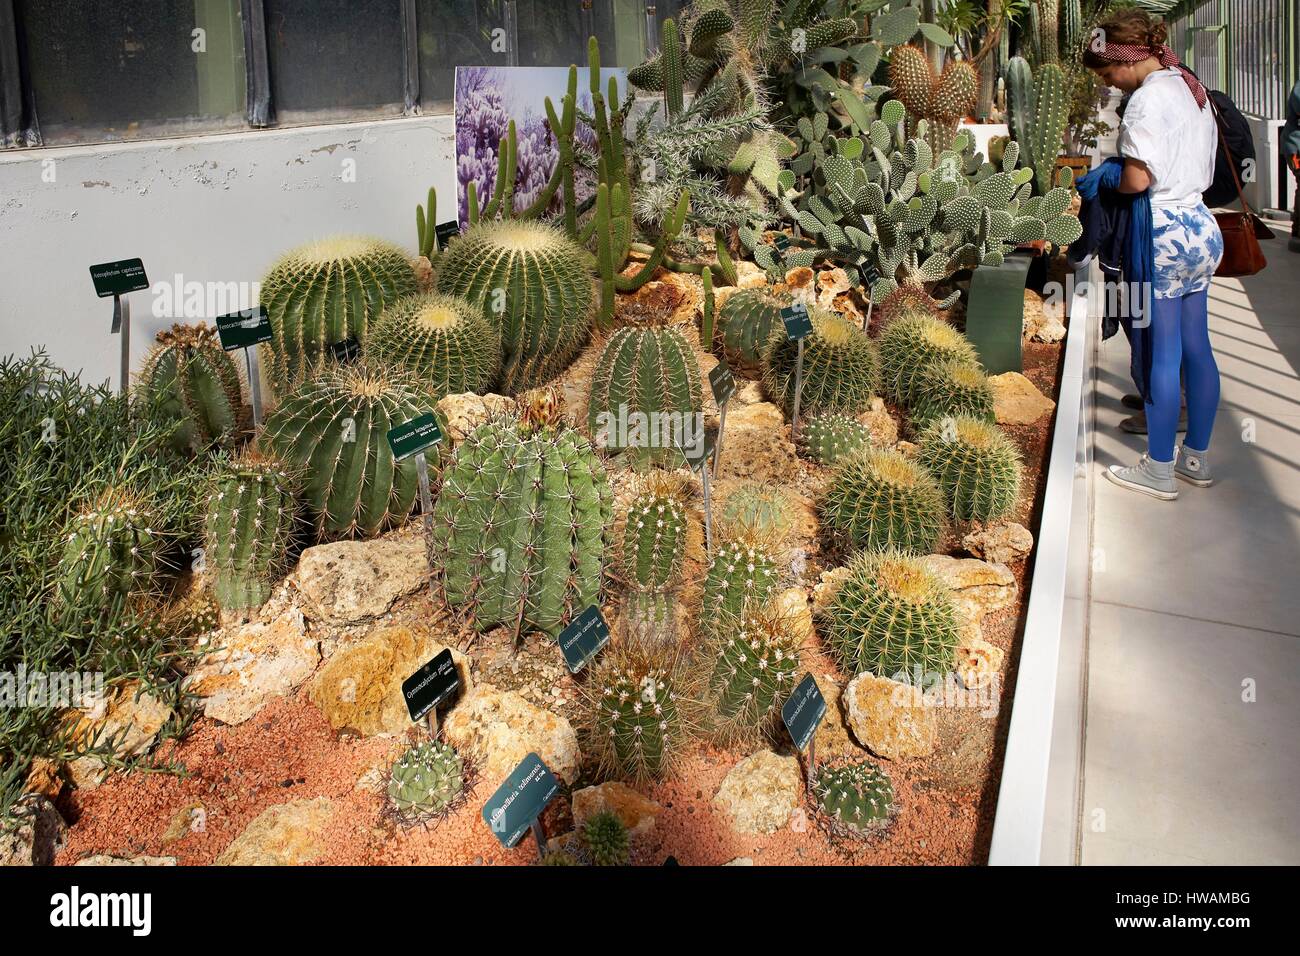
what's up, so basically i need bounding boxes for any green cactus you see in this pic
[365,293,501,402]
[877,314,981,406]
[202,455,298,610]
[763,309,880,418]
[582,810,630,866]
[700,532,781,639]
[876,285,943,331]
[799,412,870,466]
[260,365,428,540]
[259,236,418,392]
[539,850,580,866]
[433,220,593,395]
[55,487,163,614]
[718,480,796,537]
[1035,0,1061,65]
[819,446,947,555]
[1005,56,1071,195]
[1061,0,1083,60]
[917,415,1023,521]
[700,599,801,744]
[822,548,962,679]
[432,392,613,641]
[814,761,895,836]
[888,45,979,152]
[908,359,997,430]
[135,323,243,456]
[616,479,691,642]
[387,741,465,824]
[715,289,788,374]
[585,646,688,784]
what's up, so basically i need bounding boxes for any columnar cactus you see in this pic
[616,480,690,642]
[1061,0,1083,58]
[260,236,419,391]
[715,289,787,374]
[202,455,298,610]
[814,761,895,836]
[432,392,613,640]
[55,488,162,612]
[888,45,979,152]
[762,309,880,417]
[584,647,688,784]
[700,600,801,744]
[387,741,465,824]
[260,365,428,539]
[718,480,796,537]
[136,323,243,456]
[1005,56,1072,195]
[434,220,594,394]
[1035,0,1061,65]
[798,412,870,466]
[917,415,1023,521]
[822,549,962,679]
[365,293,501,401]
[820,446,947,555]
[908,359,997,430]
[877,314,980,406]
[699,532,781,638]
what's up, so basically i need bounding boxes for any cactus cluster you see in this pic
[615,480,690,642]
[762,309,880,417]
[822,549,962,680]
[55,488,163,614]
[814,761,895,836]
[700,600,801,744]
[798,412,870,466]
[700,532,781,638]
[888,45,979,153]
[908,359,997,431]
[820,447,946,555]
[365,292,501,401]
[918,415,1023,521]
[135,323,243,456]
[585,647,687,784]
[1006,56,1072,195]
[386,741,465,824]
[581,810,630,866]
[202,455,298,610]
[715,289,787,374]
[432,392,613,640]
[877,314,980,406]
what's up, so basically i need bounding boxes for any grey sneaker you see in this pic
[1104,453,1178,499]
[1120,408,1188,434]
[1175,444,1213,486]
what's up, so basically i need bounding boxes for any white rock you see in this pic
[293,537,428,626]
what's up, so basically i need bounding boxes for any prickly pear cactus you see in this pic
[814,761,895,836]
[819,446,946,555]
[202,455,298,610]
[877,314,980,405]
[917,415,1023,521]
[762,309,880,417]
[432,392,613,640]
[700,599,801,744]
[699,532,781,638]
[799,412,870,466]
[715,289,787,373]
[365,293,501,401]
[136,323,243,456]
[908,359,996,430]
[585,646,687,784]
[387,741,465,824]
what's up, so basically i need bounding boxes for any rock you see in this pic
[733,380,764,405]
[712,750,803,835]
[64,681,174,790]
[715,401,798,483]
[309,625,472,737]
[74,855,177,866]
[784,266,816,306]
[776,587,814,642]
[811,566,852,616]
[615,273,700,326]
[23,758,62,802]
[724,857,755,866]
[963,522,1034,564]
[816,267,852,311]
[294,537,428,626]
[843,673,938,760]
[859,396,899,446]
[918,554,1017,623]
[186,607,319,725]
[412,255,434,293]
[0,796,66,866]
[895,439,920,457]
[1023,288,1067,343]
[216,798,335,866]
[954,634,1005,691]
[813,673,861,758]
[735,260,769,289]
[990,371,1055,425]
[444,683,581,785]
[435,392,514,443]
[161,803,207,844]
[571,783,662,839]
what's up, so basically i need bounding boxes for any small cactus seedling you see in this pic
[820,446,947,555]
[718,480,796,537]
[538,849,580,866]
[877,314,980,406]
[917,415,1023,521]
[814,761,895,837]
[582,810,630,866]
[365,292,501,402]
[135,323,243,456]
[387,740,465,824]
[798,412,870,466]
[763,308,880,417]
[907,358,996,431]
[699,599,802,745]
[202,454,298,611]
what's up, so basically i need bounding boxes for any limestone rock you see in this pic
[0,796,66,866]
[715,401,798,483]
[735,260,769,289]
[444,683,581,785]
[186,607,319,725]
[216,798,334,866]
[812,566,852,616]
[954,633,1005,691]
[895,439,920,457]
[23,758,62,802]
[918,554,1017,622]
[64,681,174,790]
[712,750,803,835]
[813,673,860,758]
[1023,288,1066,343]
[990,371,1055,425]
[776,587,814,642]
[816,267,852,312]
[294,537,428,626]
[74,855,177,866]
[963,522,1034,564]
[724,857,755,865]
[784,266,816,306]
[161,802,207,845]
[733,380,764,405]
[859,396,899,447]
[843,673,938,760]
[435,391,514,443]
[571,783,662,839]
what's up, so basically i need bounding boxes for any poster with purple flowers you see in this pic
[454,66,627,227]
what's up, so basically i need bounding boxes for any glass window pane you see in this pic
[263,0,405,121]
[18,0,246,145]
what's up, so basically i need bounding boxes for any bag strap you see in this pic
[1207,94,1257,216]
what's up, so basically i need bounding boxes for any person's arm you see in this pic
[1117,158,1152,194]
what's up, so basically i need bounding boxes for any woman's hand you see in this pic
[1117,158,1152,194]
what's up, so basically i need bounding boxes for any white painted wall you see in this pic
[0,115,458,389]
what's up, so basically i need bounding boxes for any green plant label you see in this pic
[709,360,736,406]
[774,233,791,251]
[89,259,149,298]
[781,302,813,340]
[861,261,881,286]
[435,220,460,249]
[781,673,826,752]
[555,604,610,674]
[387,413,443,462]
[331,336,361,363]
[214,306,273,351]
[682,431,717,475]
[402,648,460,722]
[482,752,558,849]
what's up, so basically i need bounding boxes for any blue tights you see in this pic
[1146,289,1219,462]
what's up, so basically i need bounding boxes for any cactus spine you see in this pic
[136,323,243,456]
[917,415,1023,521]
[715,289,787,374]
[799,412,870,466]
[585,646,688,784]
[387,741,465,823]
[202,455,297,610]
[582,810,630,866]
[877,314,981,406]
[365,293,501,402]
[1035,0,1060,65]
[908,359,997,430]
[55,488,162,614]
[700,599,801,744]
[615,480,690,643]
[820,446,947,555]
[815,761,895,836]
[763,309,880,418]
[700,532,781,638]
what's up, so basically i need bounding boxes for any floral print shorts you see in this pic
[1152,204,1225,299]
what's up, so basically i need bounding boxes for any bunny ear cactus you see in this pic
[202,454,298,610]
[387,741,465,824]
[917,415,1023,521]
[136,323,243,456]
[820,446,947,555]
[365,293,501,402]
[762,309,880,417]
[814,760,895,836]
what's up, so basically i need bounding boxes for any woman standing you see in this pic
[1083,9,1224,498]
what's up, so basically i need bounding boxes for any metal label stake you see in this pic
[713,401,728,479]
[791,337,806,440]
[245,347,264,428]
[114,294,131,394]
[531,819,547,861]
[700,458,713,554]
[387,413,444,603]
[416,451,436,602]
[90,258,149,395]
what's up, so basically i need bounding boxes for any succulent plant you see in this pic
[432,391,613,640]
[538,849,580,866]
[714,288,788,374]
[699,532,781,639]
[917,415,1023,522]
[365,293,501,402]
[799,412,870,466]
[139,586,221,644]
[615,479,691,643]
[434,220,593,395]
[581,810,630,866]
[822,549,961,680]
[888,45,979,153]
[814,760,895,836]
[718,480,796,537]
[55,487,163,613]
[259,236,419,391]
[819,446,946,555]
[387,740,465,824]
[877,314,980,406]
[585,646,688,784]
[699,599,801,744]
[135,323,243,456]
[202,454,298,610]
[260,365,428,540]
[762,308,880,417]
[1005,56,1072,195]
[908,359,997,430]
[875,285,943,333]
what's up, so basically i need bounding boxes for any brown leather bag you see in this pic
[1209,98,1268,277]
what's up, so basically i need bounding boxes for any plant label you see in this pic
[387,413,443,463]
[774,233,791,252]
[682,431,717,475]
[709,360,736,407]
[435,220,460,250]
[89,259,149,298]
[861,261,881,286]
[482,752,559,849]
[215,306,273,352]
[402,648,460,723]
[781,302,813,341]
[782,673,826,752]
[556,604,610,674]
[331,336,361,364]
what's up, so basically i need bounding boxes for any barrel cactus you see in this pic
[763,308,879,417]
[875,285,942,332]
[822,549,961,680]
[260,236,419,391]
[699,531,781,638]
[584,646,688,784]
[908,359,996,430]
[798,412,870,466]
[715,288,786,373]
[202,454,298,610]
[434,220,594,394]
[386,741,465,824]
[820,446,946,555]
[814,761,895,836]
[582,810,630,866]
[917,415,1023,521]
[699,599,801,744]
[55,487,163,613]
[136,323,243,456]
[365,292,501,401]
[260,365,429,539]
[432,391,613,640]
[877,314,980,405]
[616,479,690,642]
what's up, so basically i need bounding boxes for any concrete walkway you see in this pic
[1079,223,1300,864]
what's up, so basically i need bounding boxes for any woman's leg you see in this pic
[1178,288,1219,450]
[1145,294,1185,463]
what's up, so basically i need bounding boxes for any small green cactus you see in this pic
[814,761,895,836]
[365,293,501,402]
[700,599,801,744]
[202,454,298,610]
[387,740,465,824]
[135,323,243,456]
[799,412,870,466]
[616,478,691,643]
[917,415,1023,521]
[718,480,796,536]
[538,849,580,866]
[55,488,163,614]
[763,308,880,417]
[908,359,996,430]
[585,647,687,784]
[699,532,781,638]
[582,810,630,866]
[715,289,787,373]
[877,314,980,406]
[819,446,947,555]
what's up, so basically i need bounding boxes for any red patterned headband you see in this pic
[1094,41,1208,109]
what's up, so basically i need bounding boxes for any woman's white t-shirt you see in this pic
[1117,67,1217,208]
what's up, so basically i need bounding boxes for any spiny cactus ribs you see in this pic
[814,761,895,837]
[700,532,780,639]
[387,741,465,824]
[715,288,787,373]
[585,647,686,784]
[877,314,980,406]
[365,292,501,401]
[823,549,961,680]
[908,359,996,431]
[918,415,1023,521]
[582,810,630,866]
[820,446,947,555]
[616,480,690,644]
[888,45,978,152]
[55,487,163,616]
[799,412,870,466]
[203,455,298,610]
[718,480,796,537]
[136,323,243,456]
[701,600,801,744]
[763,308,880,417]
